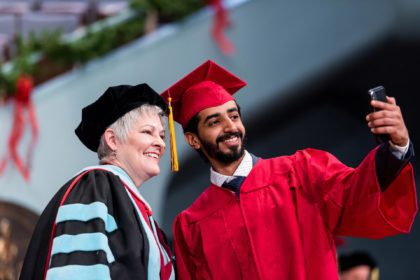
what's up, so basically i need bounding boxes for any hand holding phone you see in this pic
[368,86,390,143]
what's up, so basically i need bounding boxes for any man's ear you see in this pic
[184,132,201,150]
[104,128,118,151]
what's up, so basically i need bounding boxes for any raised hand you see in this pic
[366,97,409,146]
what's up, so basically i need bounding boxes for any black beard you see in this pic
[199,132,246,164]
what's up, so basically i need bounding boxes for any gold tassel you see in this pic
[371,268,379,280]
[168,97,179,172]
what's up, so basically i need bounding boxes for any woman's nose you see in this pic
[155,135,166,149]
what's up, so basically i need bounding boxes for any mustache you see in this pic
[216,132,243,144]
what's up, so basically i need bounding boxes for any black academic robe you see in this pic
[20,166,173,280]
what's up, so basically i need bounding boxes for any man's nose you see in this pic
[223,118,237,132]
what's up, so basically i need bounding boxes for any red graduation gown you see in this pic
[173,148,417,280]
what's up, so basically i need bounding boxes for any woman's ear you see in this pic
[184,132,201,150]
[104,128,118,151]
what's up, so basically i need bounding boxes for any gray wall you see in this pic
[0,0,419,278]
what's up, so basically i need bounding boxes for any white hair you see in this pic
[97,104,166,162]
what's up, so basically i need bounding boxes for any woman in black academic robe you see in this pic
[20,84,174,280]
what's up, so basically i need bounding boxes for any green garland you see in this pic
[131,0,204,22]
[0,0,205,101]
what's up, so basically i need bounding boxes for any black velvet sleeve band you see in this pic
[375,141,415,191]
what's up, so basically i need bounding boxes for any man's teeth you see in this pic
[224,136,238,142]
[145,153,159,158]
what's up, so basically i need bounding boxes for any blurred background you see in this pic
[0,0,419,279]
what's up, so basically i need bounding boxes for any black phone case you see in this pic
[368,86,389,144]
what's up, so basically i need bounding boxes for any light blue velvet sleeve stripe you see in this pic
[56,202,117,233]
[46,264,111,280]
[51,233,115,263]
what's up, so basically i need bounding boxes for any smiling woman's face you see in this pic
[114,108,166,187]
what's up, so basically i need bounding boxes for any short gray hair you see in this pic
[97,104,166,162]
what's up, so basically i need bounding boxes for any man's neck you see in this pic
[210,154,246,176]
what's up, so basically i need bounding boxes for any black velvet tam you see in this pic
[75,83,168,152]
[338,251,378,272]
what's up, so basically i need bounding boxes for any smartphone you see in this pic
[368,86,389,143]
[368,86,387,109]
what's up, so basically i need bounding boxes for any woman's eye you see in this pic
[142,130,152,135]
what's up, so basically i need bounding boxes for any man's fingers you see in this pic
[367,117,400,128]
[386,96,396,105]
[370,126,396,135]
[371,97,398,111]
[367,110,401,122]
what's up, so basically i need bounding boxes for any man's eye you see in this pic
[208,120,219,127]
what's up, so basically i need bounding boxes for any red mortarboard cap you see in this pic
[161,60,247,128]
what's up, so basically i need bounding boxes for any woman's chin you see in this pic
[148,167,161,178]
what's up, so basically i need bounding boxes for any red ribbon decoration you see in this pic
[208,0,235,55]
[0,75,38,182]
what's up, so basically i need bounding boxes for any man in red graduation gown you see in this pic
[161,60,417,280]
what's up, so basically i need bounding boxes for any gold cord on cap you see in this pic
[168,97,179,172]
